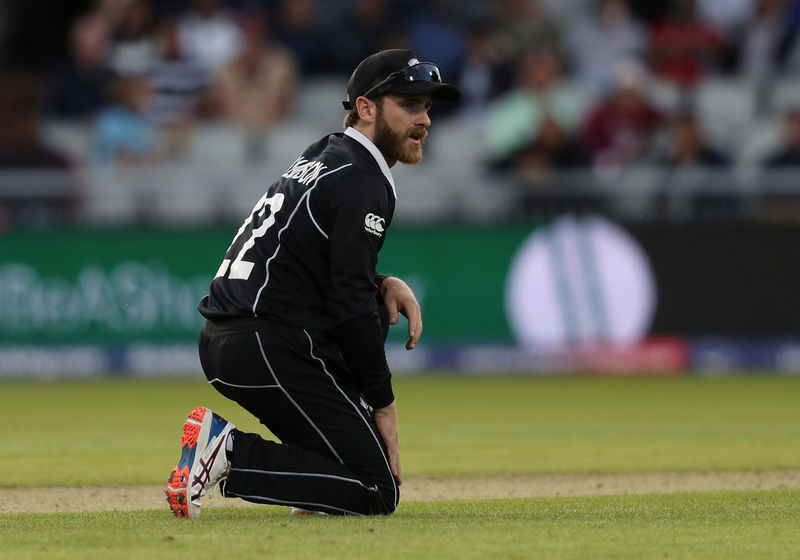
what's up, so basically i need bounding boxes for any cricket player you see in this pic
[165,49,459,517]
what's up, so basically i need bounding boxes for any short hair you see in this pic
[343,107,359,129]
[342,96,384,129]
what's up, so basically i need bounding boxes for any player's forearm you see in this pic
[333,311,394,408]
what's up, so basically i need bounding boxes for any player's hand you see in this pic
[380,276,422,350]
[373,400,402,485]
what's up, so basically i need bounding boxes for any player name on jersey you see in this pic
[281,156,328,186]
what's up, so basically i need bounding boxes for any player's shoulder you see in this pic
[323,132,383,169]
[285,132,390,207]
[275,134,349,189]
[316,134,387,183]
[292,133,364,171]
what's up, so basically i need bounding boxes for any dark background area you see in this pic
[632,222,800,335]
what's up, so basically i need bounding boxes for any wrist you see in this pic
[377,274,392,296]
[374,400,396,414]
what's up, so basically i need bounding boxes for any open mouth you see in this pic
[409,132,426,145]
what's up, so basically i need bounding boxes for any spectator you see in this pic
[512,116,592,178]
[108,0,156,76]
[147,18,210,158]
[485,48,583,168]
[582,60,664,167]
[211,10,298,160]
[330,0,396,73]
[509,116,596,217]
[178,0,243,71]
[565,0,647,93]
[452,21,515,118]
[92,75,157,166]
[94,0,129,28]
[698,0,754,32]
[659,110,734,219]
[648,0,724,90]
[0,78,79,228]
[627,0,672,23]
[45,12,116,119]
[661,110,730,167]
[493,0,561,63]
[764,108,800,167]
[741,0,792,88]
[539,0,594,29]
[760,106,800,220]
[274,0,332,75]
[784,0,800,72]
[405,3,466,83]
[696,0,753,73]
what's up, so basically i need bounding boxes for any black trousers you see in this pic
[198,320,399,515]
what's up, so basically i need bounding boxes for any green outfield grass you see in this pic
[2,375,800,487]
[2,374,800,558]
[2,491,799,559]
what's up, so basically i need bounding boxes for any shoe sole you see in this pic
[165,407,211,518]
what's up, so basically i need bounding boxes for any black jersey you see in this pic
[198,127,397,407]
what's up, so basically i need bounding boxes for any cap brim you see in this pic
[382,80,461,101]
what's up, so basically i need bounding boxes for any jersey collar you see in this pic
[344,127,397,199]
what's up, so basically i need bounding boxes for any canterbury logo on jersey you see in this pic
[281,156,328,185]
[364,213,385,237]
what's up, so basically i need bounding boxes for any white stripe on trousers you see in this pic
[255,331,344,464]
[230,468,379,491]
[302,329,399,510]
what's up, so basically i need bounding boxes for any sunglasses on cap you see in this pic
[361,62,443,100]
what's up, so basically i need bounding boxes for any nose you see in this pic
[417,109,431,128]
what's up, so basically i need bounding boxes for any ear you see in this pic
[356,96,377,124]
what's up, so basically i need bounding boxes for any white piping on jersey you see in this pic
[306,193,328,239]
[252,162,352,315]
[255,331,345,465]
[230,468,379,492]
[302,329,399,510]
[344,127,397,199]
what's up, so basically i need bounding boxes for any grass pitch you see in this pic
[1,374,800,558]
[2,492,799,559]
[2,375,799,486]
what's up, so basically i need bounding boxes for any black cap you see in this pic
[343,49,460,110]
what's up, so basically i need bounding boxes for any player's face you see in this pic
[373,94,432,166]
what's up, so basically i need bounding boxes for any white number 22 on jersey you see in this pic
[215,192,285,280]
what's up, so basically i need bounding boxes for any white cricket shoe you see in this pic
[165,407,235,518]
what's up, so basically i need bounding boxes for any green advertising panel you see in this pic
[380,225,533,343]
[0,226,533,345]
[0,229,230,343]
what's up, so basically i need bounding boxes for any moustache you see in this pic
[410,128,428,143]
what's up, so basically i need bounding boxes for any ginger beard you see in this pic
[373,103,426,165]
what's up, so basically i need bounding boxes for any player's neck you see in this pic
[351,124,397,168]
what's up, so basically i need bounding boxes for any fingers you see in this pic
[391,453,403,485]
[405,309,422,350]
[380,276,422,349]
[384,293,400,325]
[386,445,402,485]
[393,288,421,349]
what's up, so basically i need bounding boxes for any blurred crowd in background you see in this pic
[3,0,800,228]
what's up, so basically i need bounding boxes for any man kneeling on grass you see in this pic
[164,49,459,517]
